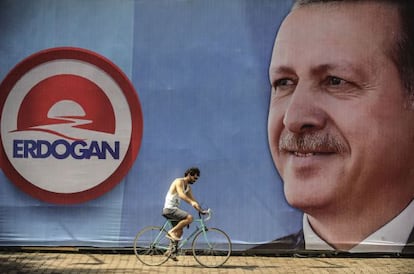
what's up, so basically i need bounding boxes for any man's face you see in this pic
[189,174,199,184]
[268,2,414,213]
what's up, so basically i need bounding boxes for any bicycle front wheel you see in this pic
[133,226,170,266]
[192,227,232,267]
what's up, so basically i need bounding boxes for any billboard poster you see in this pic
[0,0,412,254]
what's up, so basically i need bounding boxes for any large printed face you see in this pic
[267,2,414,213]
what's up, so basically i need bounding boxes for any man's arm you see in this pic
[187,188,203,212]
[175,180,202,212]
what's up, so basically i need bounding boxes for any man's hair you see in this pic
[293,0,414,100]
[184,167,200,177]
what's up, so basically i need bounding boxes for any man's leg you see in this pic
[163,208,193,241]
[168,214,193,240]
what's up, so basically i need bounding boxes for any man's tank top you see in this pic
[164,181,189,209]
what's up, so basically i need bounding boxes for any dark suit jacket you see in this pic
[402,228,414,254]
[253,227,414,254]
[251,229,304,252]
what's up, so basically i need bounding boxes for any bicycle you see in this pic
[133,208,232,268]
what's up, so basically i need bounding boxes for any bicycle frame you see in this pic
[161,214,208,250]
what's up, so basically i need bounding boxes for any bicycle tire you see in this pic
[133,226,171,266]
[191,227,232,267]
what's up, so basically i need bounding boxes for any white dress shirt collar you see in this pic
[303,199,414,253]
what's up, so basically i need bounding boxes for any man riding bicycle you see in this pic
[162,167,206,242]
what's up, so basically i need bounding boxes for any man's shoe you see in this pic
[166,232,181,242]
[169,253,178,261]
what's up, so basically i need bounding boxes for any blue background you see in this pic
[0,0,301,249]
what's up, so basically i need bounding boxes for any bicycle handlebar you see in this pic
[198,208,212,222]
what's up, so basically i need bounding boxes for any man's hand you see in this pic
[191,201,202,212]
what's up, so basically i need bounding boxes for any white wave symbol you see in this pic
[30,116,94,140]
[28,100,108,140]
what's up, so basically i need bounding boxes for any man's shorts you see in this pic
[162,207,189,223]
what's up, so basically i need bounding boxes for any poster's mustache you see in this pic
[279,131,347,154]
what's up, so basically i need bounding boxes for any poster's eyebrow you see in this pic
[269,62,367,79]
[269,65,296,76]
[269,66,295,79]
[309,63,365,76]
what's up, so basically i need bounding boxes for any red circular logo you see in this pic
[0,47,143,204]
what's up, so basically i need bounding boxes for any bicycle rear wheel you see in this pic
[133,226,170,266]
[191,227,232,267]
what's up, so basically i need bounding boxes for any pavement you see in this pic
[0,249,413,274]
